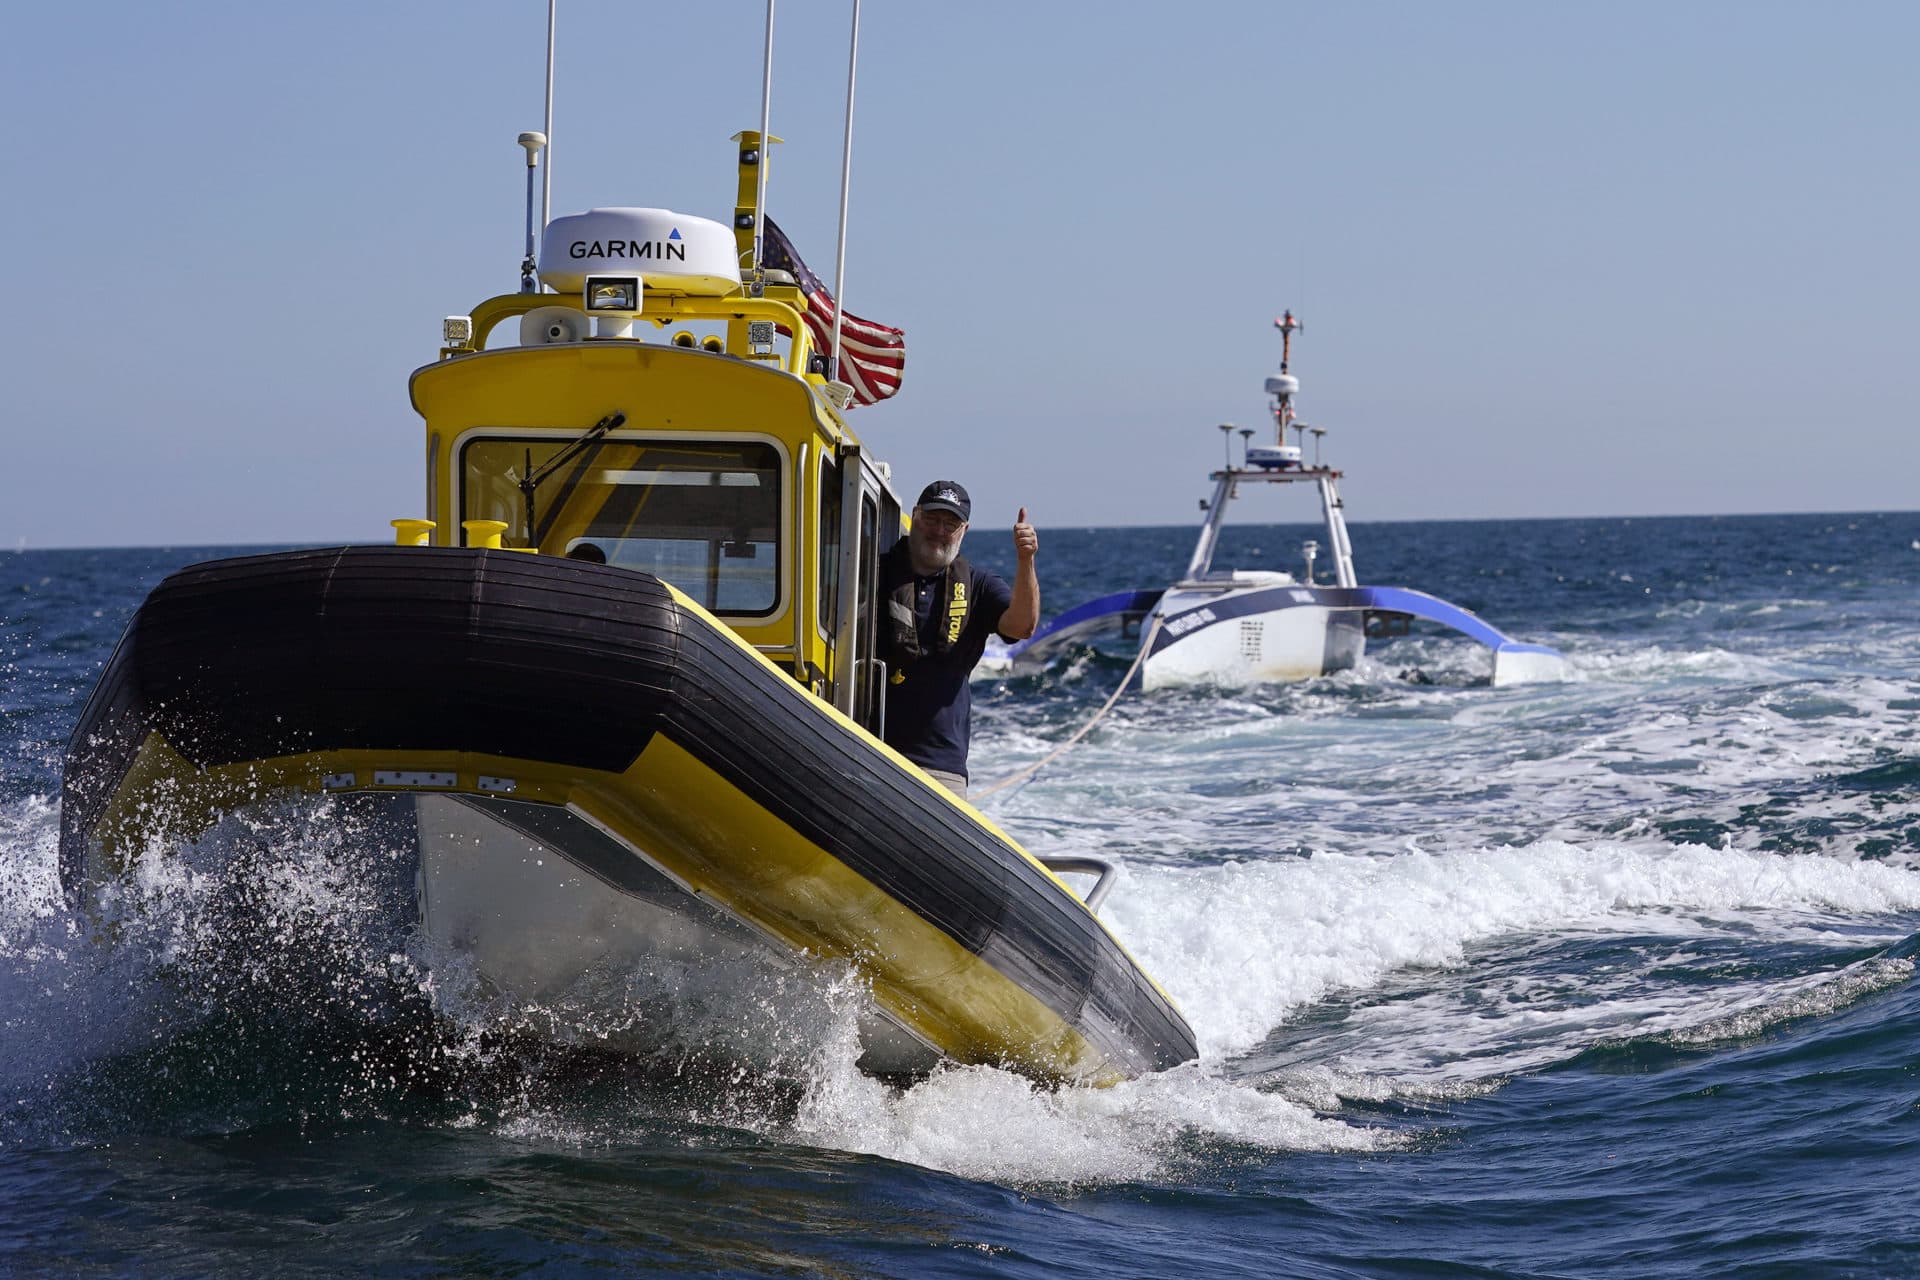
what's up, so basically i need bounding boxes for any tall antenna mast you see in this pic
[1269,310,1303,441]
[750,0,777,289]
[1275,309,1302,374]
[827,0,863,381]
[541,0,556,228]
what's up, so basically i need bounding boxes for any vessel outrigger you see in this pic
[987,312,1566,688]
[57,18,1195,1084]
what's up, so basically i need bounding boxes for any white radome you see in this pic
[539,208,740,295]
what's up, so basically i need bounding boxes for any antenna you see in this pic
[541,0,556,229]
[749,0,778,290]
[1310,425,1327,467]
[827,0,863,380]
[1267,309,1303,442]
[1218,422,1235,470]
[1274,309,1302,372]
[517,131,547,292]
[1238,427,1254,466]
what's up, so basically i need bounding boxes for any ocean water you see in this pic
[3,512,1918,1278]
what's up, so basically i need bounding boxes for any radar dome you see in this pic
[539,209,739,295]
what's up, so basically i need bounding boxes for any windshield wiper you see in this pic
[519,411,626,546]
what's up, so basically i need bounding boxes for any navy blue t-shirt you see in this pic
[881,545,1013,780]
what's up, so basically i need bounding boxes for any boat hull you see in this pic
[59,547,1196,1083]
[1144,582,1369,689]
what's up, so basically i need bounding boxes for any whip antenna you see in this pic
[541,0,556,228]
[750,0,777,289]
[827,0,863,380]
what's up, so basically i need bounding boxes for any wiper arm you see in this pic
[519,411,626,546]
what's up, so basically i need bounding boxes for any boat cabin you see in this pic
[401,135,900,732]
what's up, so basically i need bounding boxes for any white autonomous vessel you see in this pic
[987,312,1566,689]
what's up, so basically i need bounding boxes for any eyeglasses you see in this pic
[916,510,966,533]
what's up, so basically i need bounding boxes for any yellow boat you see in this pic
[58,129,1195,1085]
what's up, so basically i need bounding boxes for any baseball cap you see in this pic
[915,481,971,522]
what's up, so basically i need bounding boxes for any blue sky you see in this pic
[2,2,1915,548]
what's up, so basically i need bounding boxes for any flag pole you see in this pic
[828,0,862,382]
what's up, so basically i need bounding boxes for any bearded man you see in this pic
[878,481,1039,798]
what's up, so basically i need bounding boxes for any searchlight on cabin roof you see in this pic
[582,273,642,339]
[584,275,641,312]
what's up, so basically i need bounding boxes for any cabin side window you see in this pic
[817,455,841,640]
[458,435,785,617]
[853,493,882,730]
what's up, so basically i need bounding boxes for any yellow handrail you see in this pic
[453,291,814,373]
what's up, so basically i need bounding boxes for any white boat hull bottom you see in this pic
[413,792,939,1074]
[1143,606,1366,688]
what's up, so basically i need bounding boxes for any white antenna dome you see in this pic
[539,209,740,296]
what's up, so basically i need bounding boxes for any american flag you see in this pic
[761,217,905,407]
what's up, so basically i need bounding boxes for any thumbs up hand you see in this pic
[1013,507,1038,563]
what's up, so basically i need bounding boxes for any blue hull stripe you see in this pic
[1350,585,1561,657]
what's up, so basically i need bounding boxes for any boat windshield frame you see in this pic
[454,425,792,620]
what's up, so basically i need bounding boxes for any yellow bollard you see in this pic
[462,519,509,549]
[390,518,435,546]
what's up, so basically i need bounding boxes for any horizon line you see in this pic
[8,507,1916,555]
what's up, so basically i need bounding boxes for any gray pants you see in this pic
[924,769,968,799]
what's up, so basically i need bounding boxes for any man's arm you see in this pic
[999,506,1040,640]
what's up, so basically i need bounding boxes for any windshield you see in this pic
[460,435,784,616]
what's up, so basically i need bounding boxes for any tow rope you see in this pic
[972,616,1164,799]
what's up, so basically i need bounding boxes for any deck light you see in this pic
[584,274,642,339]
[443,315,473,349]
